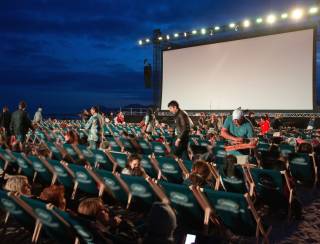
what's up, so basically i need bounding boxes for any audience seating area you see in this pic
[0,119,319,243]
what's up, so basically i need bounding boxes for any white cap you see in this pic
[232,107,243,120]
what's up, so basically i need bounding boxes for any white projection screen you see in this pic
[161,28,315,111]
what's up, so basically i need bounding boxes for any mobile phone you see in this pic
[185,234,196,244]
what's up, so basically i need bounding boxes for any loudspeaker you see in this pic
[144,64,152,88]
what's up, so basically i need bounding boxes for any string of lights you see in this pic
[138,5,320,46]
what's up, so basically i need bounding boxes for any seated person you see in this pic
[143,202,177,244]
[121,154,147,177]
[39,184,66,210]
[184,160,215,188]
[3,175,32,196]
[64,129,79,145]
[78,197,140,243]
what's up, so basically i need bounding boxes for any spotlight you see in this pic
[174,33,179,37]
[214,26,220,31]
[138,40,143,45]
[229,22,236,28]
[291,8,304,20]
[201,28,206,34]
[256,18,263,23]
[166,35,170,40]
[309,6,319,14]
[192,30,197,34]
[266,14,277,24]
[145,38,150,43]
[184,32,188,37]
[281,13,288,19]
[243,19,251,28]
[158,36,163,41]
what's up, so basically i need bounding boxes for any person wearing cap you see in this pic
[221,108,254,143]
[33,107,43,124]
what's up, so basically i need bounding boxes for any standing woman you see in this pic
[85,106,102,150]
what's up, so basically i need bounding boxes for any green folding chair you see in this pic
[45,141,63,161]
[105,136,122,152]
[160,181,211,232]
[63,144,79,162]
[28,155,55,184]
[21,196,79,244]
[279,144,295,158]
[289,152,317,186]
[105,151,128,170]
[213,148,227,166]
[120,174,162,211]
[153,156,184,183]
[10,152,34,178]
[204,189,271,242]
[0,190,41,243]
[257,143,270,153]
[140,155,160,179]
[151,141,168,156]
[119,137,135,153]
[45,159,73,189]
[0,148,16,172]
[137,139,153,155]
[94,169,131,208]
[67,164,102,199]
[220,165,248,194]
[53,208,99,244]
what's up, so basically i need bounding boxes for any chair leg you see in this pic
[0,212,10,238]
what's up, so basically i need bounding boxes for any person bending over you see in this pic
[221,107,254,144]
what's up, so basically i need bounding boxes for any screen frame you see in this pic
[160,24,317,112]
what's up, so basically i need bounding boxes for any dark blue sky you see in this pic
[0,0,318,114]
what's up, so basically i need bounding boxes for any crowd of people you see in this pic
[1,99,320,243]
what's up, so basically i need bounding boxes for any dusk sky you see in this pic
[0,0,318,115]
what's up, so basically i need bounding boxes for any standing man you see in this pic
[85,106,102,150]
[0,106,11,137]
[33,107,43,124]
[10,101,33,151]
[168,100,191,159]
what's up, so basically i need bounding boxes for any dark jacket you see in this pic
[10,109,32,136]
[0,111,11,131]
[174,109,190,141]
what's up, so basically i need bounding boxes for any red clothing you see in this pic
[116,114,124,124]
[260,120,270,135]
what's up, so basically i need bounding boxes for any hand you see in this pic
[114,215,122,225]
[175,139,181,147]
[234,137,243,143]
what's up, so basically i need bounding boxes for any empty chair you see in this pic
[288,152,317,186]
[159,181,213,232]
[279,144,295,157]
[153,156,185,183]
[204,189,271,242]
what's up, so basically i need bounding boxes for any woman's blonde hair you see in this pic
[4,175,29,194]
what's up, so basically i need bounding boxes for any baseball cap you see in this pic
[232,107,243,120]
